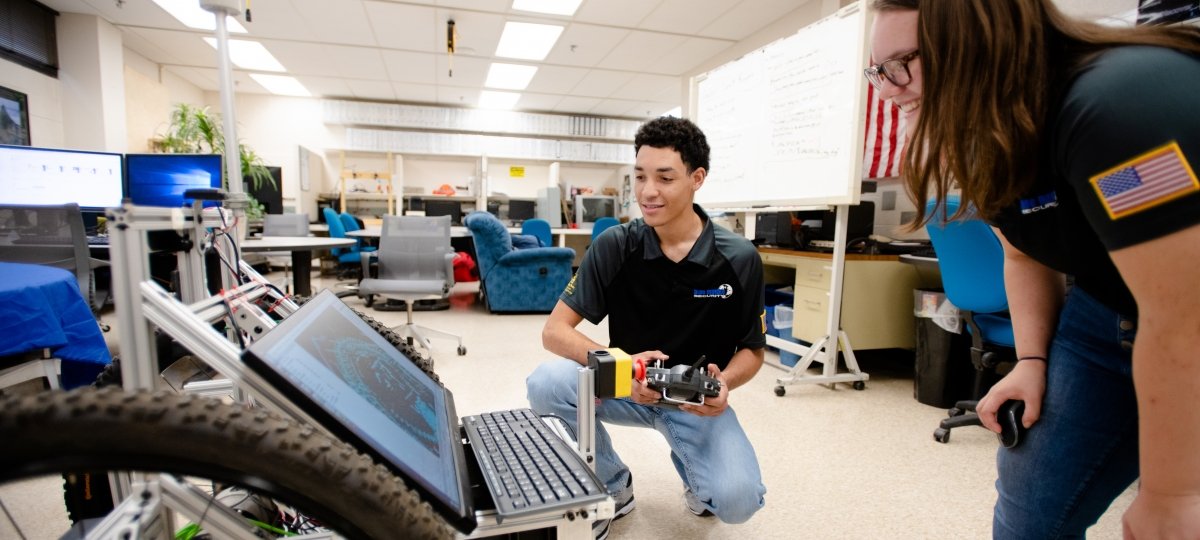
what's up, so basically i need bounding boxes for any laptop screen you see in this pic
[243,291,474,531]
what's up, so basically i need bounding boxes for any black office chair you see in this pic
[923,196,1016,443]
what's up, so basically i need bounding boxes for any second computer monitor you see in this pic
[507,200,536,223]
[574,195,616,229]
[423,199,463,225]
[125,153,224,208]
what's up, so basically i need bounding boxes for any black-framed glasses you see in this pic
[863,50,920,90]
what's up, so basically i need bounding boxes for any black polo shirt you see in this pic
[561,205,766,371]
[991,46,1200,318]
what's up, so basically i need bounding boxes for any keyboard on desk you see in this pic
[463,408,604,518]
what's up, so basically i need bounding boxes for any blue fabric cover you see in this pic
[322,207,365,264]
[511,234,541,250]
[0,262,110,388]
[521,218,553,247]
[591,216,619,243]
[464,211,576,313]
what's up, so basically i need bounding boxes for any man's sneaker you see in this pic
[593,474,636,540]
[684,489,714,517]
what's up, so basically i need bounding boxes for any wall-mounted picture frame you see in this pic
[0,86,30,146]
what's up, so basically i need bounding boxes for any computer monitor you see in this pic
[0,144,124,211]
[423,199,463,225]
[507,200,536,222]
[125,153,224,208]
[574,194,616,229]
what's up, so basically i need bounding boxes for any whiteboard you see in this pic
[695,3,871,208]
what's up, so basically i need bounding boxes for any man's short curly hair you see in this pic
[634,117,710,174]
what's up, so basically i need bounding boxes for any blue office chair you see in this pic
[924,195,1016,444]
[591,216,619,243]
[339,212,377,255]
[521,218,553,247]
[322,207,370,280]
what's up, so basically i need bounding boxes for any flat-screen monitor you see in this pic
[125,153,223,208]
[574,194,616,229]
[508,200,536,222]
[423,199,462,225]
[246,165,282,215]
[0,144,124,210]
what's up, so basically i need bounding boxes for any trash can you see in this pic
[913,288,974,408]
[772,305,802,367]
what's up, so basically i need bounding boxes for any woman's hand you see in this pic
[975,359,1047,433]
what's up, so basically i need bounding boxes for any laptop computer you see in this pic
[242,290,608,534]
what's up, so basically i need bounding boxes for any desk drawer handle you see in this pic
[803,299,822,309]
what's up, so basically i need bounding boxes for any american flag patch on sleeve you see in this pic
[1089,141,1199,220]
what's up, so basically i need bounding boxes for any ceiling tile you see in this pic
[554,96,603,113]
[365,1,438,52]
[288,0,377,47]
[347,80,397,101]
[653,37,734,76]
[296,76,354,98]
[392,82,439,104]
[516,92,562,112]
[573,0,660,28]
[608,73,680,101]
[588,98,640,118]
[570,70,635,98]
[436,0,511,12]
[381,50,438,85]
[234,0,314,40]
[119,27,187,67]
[699,0,812,41]
[525,65,590,95]
[543,24,629,68]
[123,28,221,69]
[639,0,739,35]
[435,55,490,87]
[436,86,480,107]
[595,31,685,72]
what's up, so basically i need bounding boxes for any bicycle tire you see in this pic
[1,387,453,540]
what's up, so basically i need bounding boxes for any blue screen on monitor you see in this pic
[0,144,124,209]
[125,153,223,207]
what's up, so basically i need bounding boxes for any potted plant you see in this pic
[154,103,276,219]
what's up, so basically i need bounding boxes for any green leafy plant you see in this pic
[155,103,276,218]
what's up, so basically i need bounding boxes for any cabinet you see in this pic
[759,248,936,350]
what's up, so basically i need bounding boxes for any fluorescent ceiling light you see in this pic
[250,74,311,97]
[479,90,521,110]
[485,63,538,90]
[495,22,563,61]
[151,0,247,33]
[203,38,285,72]
[512,0,583,16]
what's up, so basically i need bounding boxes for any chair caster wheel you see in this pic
[363,294,374,308]
[774,386,785,397]
[457,346,467,356]
[934,428,951,443]
[948,407,965,417]
[852,381,865,391]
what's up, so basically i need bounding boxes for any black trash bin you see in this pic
[913,288,974,408]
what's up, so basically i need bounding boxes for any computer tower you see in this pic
[755,212,796,248]
[537,186,562,227]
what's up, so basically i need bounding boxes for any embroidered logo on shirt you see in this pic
[693,284,733,299]
[1019,191,1058,214]
[564,273,578,296]
[1089,141,1199,220]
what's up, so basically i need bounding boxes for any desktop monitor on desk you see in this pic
[125,153,224,208]
[423,199,463,225]
[507,200,536,224]
[574,194,616,229]
[0,144,124,232]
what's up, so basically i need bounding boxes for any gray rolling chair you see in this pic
[262,213,310,293]
[357,215,466,357]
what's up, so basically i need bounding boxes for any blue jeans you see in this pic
[526,359,766,524]
[994,288,1140,539]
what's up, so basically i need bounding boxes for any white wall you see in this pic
[58,13,125,153]
[0,60,63,148]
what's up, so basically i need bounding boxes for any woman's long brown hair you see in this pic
[873,0,1200,226]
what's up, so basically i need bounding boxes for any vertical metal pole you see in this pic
[576,367,597,472]
[204,0,247,278]
[825,204,849,371]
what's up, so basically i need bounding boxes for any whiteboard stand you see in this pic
[772,204,869,395]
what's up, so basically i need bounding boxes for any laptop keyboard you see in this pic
[464,408,603,516]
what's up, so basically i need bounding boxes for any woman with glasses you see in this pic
[867,0,1200,537]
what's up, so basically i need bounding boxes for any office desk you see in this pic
[346,226,472,238]
[758,248,938,350]
[242,236,355,296]
[0,262,112,388]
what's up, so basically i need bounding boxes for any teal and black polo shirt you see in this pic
[992,46,1200,318]
[561,205,766,371]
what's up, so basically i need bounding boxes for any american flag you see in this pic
[1092,143,1198,219]
[862,84,905,178]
